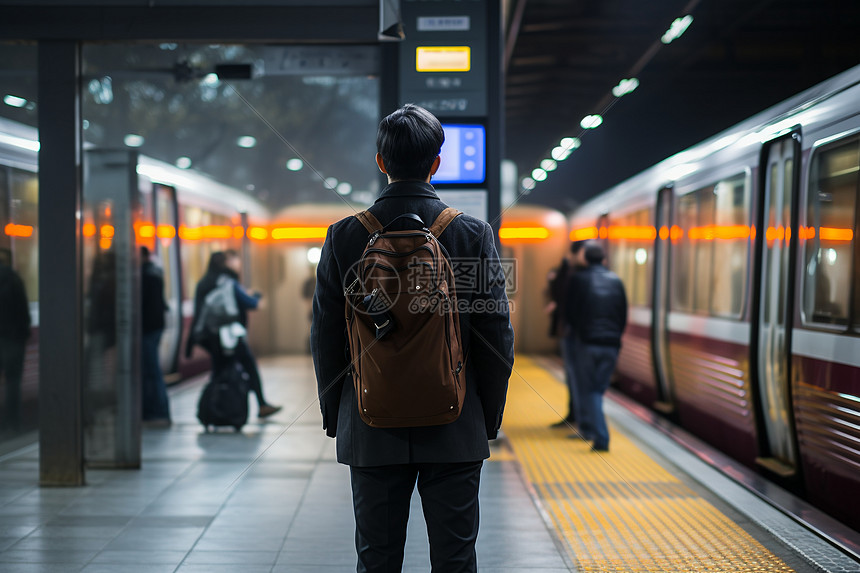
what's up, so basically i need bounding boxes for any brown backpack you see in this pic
[344,207,465,428]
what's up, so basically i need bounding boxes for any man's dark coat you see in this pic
[311,181,514,467]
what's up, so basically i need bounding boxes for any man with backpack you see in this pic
[564,242,628,452]
[311,104,514,572]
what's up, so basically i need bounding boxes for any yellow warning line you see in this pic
[503,356,795,572]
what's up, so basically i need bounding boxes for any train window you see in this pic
[803,138,858,326]
[672,193,696,312]
[673,173,750,317]
[605,209,652,307]
[694,188,716,313]
[711,174,749,317]
[6,167,39,304]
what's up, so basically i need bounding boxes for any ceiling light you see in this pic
[325,177,338,189]
[175,157,192,169]
[336,182,352,195]
[202,73,220,87]
[580,115,603,129]
[560,137,581,150]
[661,15,693,44]
[612,78,639,97]
[521,177,536,191]
[551,147,571,161]
[3,94,27,108]
[541,159,557,172]
[237,136,257,148]
[286,158,303,171]
[124,134,144,147]
[531,168,547,182]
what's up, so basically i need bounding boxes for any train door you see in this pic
[153,183,183,381]
[751,131,802,477]
[652,186,675,413]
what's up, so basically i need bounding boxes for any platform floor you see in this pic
[0,355,857,572]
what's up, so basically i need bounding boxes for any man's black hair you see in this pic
[585,243,605,265]
[376,104,445,181]
[140,245,151,259]
[570,240,587,254]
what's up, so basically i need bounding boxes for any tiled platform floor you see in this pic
[0,355,570,573]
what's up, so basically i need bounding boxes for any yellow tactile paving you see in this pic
[504,356,796,572]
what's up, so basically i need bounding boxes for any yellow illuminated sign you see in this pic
[416,46,471,72]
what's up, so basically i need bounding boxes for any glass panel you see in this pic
[673,193,696,312]
[0,43,38,451]
[803,138,858,325]
[694,187,715,313]
[711,174,749,317]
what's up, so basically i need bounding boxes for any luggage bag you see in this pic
[197,359,249,432]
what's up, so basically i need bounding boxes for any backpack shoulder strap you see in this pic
[354,210,383,234]
[429,207,462,237]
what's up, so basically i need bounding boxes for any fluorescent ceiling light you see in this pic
[3,94,27,108]
[580,115,603,129]
[612,78,639,97]
[531,168,547,182]
[541,159,557,172]
[175,157,192,169]
[124,134,144,147]
[662,15,693,44]
[237,136,257,148]
[286,158,303,171]
[336,182,352,195]
[560,137,581,149]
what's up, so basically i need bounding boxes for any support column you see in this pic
[38,41,85,486]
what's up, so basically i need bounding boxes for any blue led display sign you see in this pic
[434,124,485,184]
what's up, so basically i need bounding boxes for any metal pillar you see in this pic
[38,41,85,486]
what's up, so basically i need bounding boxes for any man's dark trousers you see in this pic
[350,461,483,573]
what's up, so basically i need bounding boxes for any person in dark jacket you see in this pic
[140,246,171,425]
[187,250,281,418]
[0,248,30,431]
[564,242,628,452]
[546,240,587,428]
[311,104,514,572]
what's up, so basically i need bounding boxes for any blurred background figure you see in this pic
[188,250,281,419]
[565,243,628,452]
[141,246,171,426]
[0,248,30,431]
[547,240,587,429]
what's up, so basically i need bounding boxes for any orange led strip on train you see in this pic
[270,227,329,241]
[570,226,599,241]
[4,223,33,238]
[499,226,550,242]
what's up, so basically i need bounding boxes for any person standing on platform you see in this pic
[0,248,30,432]
[311,104,514,572]
[564,242,627,452]
[547,240,587,429]
[140,246,171,426]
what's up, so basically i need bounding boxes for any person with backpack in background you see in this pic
[311,104,514,572]
[188,251,281,419]
[564,242,627,452]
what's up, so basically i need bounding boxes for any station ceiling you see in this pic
[504,0,860,211]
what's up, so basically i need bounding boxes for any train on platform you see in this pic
[557,64,860,531]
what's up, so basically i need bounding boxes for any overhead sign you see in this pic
[417,16,470,32]
[416,46,471,72]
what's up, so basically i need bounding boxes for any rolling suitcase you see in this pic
[197,359,249,431]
